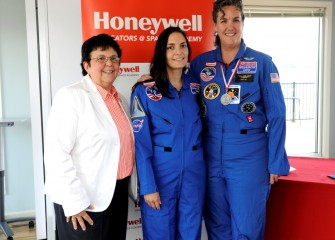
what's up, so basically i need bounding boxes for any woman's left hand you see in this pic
[66,204,94,231]
[144,192,161,210]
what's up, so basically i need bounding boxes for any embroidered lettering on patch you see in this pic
[270,73,280,83]
[237,62,257,74]
[131,96,146,118]
[205,62,217,67]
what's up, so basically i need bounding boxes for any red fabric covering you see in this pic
[265,156,335,240]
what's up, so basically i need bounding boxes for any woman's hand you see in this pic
[270,174,279,185]
[66,204,94,231]
[137,73,152,82]
[144,192,161,210]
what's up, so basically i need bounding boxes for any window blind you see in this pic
[244,6,324,17]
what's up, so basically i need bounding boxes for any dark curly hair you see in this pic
[212,0,245,46]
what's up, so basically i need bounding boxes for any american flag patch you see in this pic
[270,73,280,83]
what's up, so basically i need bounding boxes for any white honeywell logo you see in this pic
[94,12,202,34]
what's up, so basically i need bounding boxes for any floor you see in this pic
[0,221,36,240]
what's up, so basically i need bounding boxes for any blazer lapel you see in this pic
[81,76,116,127]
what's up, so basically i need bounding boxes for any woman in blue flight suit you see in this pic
[188,1,290,240]
[130,26,206,240]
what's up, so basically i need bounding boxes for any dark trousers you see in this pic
[54,176,129,240]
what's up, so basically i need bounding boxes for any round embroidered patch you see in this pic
[200,67,216,82]
[203,83,220,100]
[241,102,256,113]
[146,85,162,101]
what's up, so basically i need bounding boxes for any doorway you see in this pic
[0,0,36,238]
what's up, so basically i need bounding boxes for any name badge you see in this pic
[226,85,241,104]
[235,74,254,82]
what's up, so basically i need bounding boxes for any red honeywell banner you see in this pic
[81,0,214,63]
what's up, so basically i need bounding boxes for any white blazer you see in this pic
[44,75,133,217]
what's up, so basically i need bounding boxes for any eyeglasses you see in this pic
[90,56,120,63]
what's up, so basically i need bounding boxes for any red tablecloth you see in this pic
[265,156,335,240]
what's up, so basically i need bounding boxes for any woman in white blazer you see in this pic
[44,34,135,240]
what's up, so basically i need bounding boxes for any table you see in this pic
[265,156,335,240]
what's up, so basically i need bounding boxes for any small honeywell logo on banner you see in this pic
[81,0,214,63]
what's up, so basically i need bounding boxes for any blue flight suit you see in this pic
[188,39,290,240]
[130,74,206,240]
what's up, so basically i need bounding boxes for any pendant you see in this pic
[220,93,232,105]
